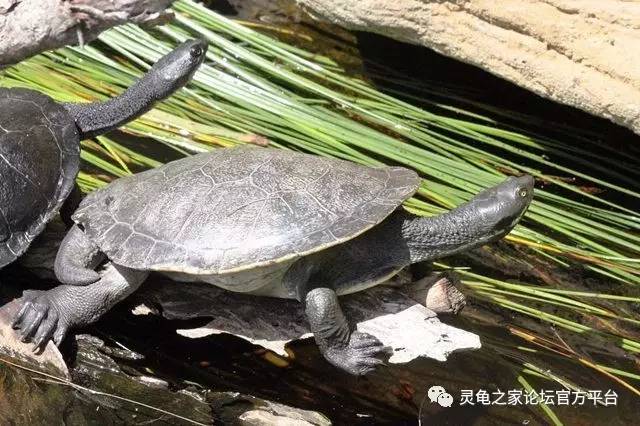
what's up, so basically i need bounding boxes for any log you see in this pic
[292,0,640,136]
[0,299,69,379]
[0,0,174,66]
[135,274,480,364]
[0,332,331,425]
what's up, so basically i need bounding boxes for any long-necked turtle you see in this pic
[0,39,207,268]
[13,146,534,375]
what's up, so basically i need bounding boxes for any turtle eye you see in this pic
[190,45,203,58]
[519,189,528,198]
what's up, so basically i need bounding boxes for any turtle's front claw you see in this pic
[324,331,391,376]
[12,290,62,352]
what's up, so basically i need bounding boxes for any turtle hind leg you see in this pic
[12,263,148,351]
[303,287,391,375]
[54,224,104,285]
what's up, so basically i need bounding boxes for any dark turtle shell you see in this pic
[73,146,420,274]
[0,88,80,267]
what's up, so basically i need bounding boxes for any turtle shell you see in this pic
[73,146,420,274]
[0,88,80,267]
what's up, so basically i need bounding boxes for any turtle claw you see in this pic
[11,300,30,329]
[324,331,391,376]
[12,290,64,351]
[33,314,59,353]
[19,309,45,343]
[53,325,68,347]
[351,333,381,349]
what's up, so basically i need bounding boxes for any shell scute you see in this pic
[74,147,420,273]
[0,88,79,267]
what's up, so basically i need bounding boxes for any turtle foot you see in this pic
[12,289,70,352]
[0,298,69,378]
[323,331,391,376]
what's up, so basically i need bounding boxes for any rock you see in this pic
[292,0,640,135]
[0,0,174,66]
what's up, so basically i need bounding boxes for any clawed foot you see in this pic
[12,289,70,352]
[324,331,391,375]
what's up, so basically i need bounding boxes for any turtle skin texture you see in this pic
[0,88,80,267]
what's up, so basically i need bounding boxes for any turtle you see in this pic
[12,146,534,375]
[0,39,207,269]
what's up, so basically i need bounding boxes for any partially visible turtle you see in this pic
[13,147,534,375]
[0,39,207,269]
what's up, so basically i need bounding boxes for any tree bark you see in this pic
[0,0,174,66]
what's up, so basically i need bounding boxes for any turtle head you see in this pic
[469,174,534,241]
[63,40,208,140]
[402,175,534,262]
[145,39,208,100]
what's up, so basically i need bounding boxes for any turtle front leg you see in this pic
[12,263,148,351]
[303,287,390,375]
[54,224,104,285]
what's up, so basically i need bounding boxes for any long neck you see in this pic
[400,206,500,263]
[64,74,161,140]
